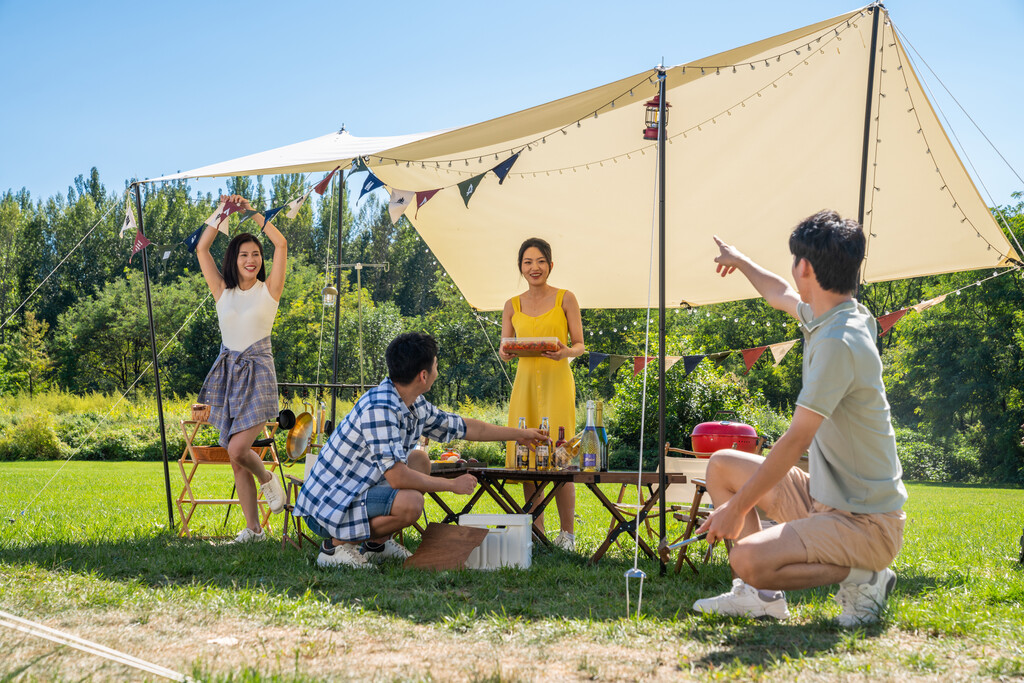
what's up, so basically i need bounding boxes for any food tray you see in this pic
[500,337,559,357]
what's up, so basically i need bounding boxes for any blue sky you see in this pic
[2,1,1021,205]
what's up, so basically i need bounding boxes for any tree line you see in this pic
[0,169,1021,480]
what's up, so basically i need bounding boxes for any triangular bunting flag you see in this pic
[492,152,520,185]
[707,351,732,366]
[458,173,486,208]
[769,340,799,366]
[237,209,259,226]
[351,156,369,174]
[415,189,440,217]
[912,294,947,313]
[358,172,385,200]
[633,356,655,375]
[388,189,415,224]
[120,198,137,238]
[877,309,909,337]
[183,225,205,253]
[683,355,705,376]
[588,352,609,375]
[284,192,310,219]
[262,206,284,225]
[607,355,628,377]
[314,166,341,195]
[204,201,230,234]
[665,356,682,371]
[129,228,151,263]
[741,346,768,374]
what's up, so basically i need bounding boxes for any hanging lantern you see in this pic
[643,95,671,140]
[322,284,338,308]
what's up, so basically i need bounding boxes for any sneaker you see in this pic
[553,531,576,551]
[260,475,286,514]
[835,567,896,627]
[360,538,412,563]
[232,527,266,544]
[693,578,790,620]
[316,540,372,569]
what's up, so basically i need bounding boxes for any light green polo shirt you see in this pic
[795,300,908,513]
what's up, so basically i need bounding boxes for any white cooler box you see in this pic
[459,514,533,570]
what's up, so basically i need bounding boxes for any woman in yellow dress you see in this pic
[500,238,585,550]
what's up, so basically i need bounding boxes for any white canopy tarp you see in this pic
[149,5,1019,311]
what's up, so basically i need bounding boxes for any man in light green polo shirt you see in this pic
[692,210,907,626]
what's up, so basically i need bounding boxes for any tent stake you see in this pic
[857,4,883,226]
[133,183,174,531]
[656,66,668,577]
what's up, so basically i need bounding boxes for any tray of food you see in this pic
[500,337,560,357]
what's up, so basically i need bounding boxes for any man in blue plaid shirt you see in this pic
[294,332,547,569]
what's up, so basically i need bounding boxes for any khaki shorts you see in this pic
[757,467,905,572]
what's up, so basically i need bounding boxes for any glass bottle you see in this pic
[595,401,609,471]
[554,426,569,470]
[535,417,552,471]
[515,416,530,470]
[580,401,600,472]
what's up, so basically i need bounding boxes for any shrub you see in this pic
[895,427,982,483]
[0,413,66,461]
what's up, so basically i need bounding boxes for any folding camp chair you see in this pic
[609,444,712,560]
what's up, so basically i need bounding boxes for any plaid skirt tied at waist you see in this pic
[198,336,279,448]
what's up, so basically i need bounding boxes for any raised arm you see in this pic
[196,224,225,301]
[237,196,288,301]
[712,235,800,318]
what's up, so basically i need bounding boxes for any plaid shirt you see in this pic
[293,378,466,541]
[197,336,278,448]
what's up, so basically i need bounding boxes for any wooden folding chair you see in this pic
[609,444,711,554]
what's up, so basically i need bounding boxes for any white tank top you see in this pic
[216,280,279,351]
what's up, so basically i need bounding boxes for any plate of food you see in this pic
[500,337,560,357]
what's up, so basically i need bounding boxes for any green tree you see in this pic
[6,311,52,395]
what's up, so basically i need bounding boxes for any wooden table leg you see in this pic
[587,483,659,564]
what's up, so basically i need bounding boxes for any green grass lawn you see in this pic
[1,461,1022,681]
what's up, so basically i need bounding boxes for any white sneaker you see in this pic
[260,475,286,514]
[835,567,896,627]
[232,527,266,544]
[361,539,412,563]
[693,578,790,620]
[553,531,576,551]
[316,540,372,570]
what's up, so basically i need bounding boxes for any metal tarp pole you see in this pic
[331,171,345,426]
[857,4,883,226]
[133,183,174,530]
[656,67,668,576]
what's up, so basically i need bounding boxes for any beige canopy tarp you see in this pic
[150,5,1019,311]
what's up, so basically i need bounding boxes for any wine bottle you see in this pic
[595,401,609,471]
[535,417,552,471]
[554,426,569,470]
[581,401,600,472]
[515,416,530,470]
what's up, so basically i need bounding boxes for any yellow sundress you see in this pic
[505,289,577,466]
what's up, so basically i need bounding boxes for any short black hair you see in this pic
[222,233,266,289]
[386,332,438,385]
[789,210,865,294]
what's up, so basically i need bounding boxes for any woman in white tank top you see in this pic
[196,194,288,543]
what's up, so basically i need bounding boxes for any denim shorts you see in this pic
[304,481,399,539]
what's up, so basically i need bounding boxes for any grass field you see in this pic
[1,461,1022,681]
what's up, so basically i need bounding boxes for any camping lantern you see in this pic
[321,284,338,308]
[643,95,670,140]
